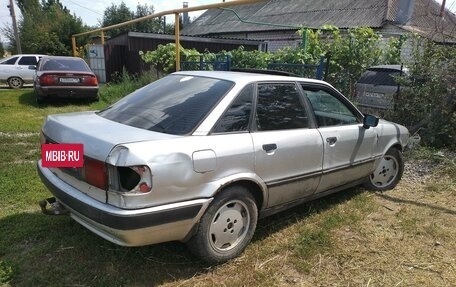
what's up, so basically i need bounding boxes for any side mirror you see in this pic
[29,65,37,70]
[363,114,379,129]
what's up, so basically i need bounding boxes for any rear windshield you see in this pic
[98,75,234,135]
[357,69,401,86]
[41,58,90,72]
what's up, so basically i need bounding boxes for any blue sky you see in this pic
[1,0,456,43]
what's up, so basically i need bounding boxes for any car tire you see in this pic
[8,77,23,89]
[186,185,258,264]
[364,148,404,191]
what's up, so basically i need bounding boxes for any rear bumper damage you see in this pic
[37,161,212,246]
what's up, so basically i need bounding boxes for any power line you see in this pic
[64,0,103,16]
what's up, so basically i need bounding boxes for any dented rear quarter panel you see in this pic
[105,133,266,210]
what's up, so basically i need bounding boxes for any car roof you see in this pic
[0,54,45,60]
[40,56,84,60]
[174,70,328,85]
[368,65,404,71]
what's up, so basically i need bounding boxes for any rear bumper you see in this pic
[35,86,99,99]
[37,161,212,246]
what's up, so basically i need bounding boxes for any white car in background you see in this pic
[0,54,44,88]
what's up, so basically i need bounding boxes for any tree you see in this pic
[101,2,163,37]
[133,4,162,33]
[0,41,5,57]
[102,2,133,37]
[4,0,89,55]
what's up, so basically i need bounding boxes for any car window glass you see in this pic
[302,87,358,127]
[255,83,308,131]
[357,69,401,86]
[213,84,253,133]
[42,59,90,71]
[18,56,38,65]
[1,57,19,65]
[98,75,233,135]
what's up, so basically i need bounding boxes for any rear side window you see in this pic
[213,84,253,133]
[1,57,19,65]
[255,83,309,131]
[18,56,38,65]
[357,69,401,86]
[98,75,233,135]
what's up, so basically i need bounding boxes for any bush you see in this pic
[390,35,456,148]
[98,69,157,105]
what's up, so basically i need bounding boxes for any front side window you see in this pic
[302,86,358,127]
[213,84,253,133]
[255,83,309,131]
[18,56,39,66]
[98,75,233,135]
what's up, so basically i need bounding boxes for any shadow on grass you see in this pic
[376,193,456,215]
[18,89,96,108]
[254,187,364,241]
[0,188,364,286]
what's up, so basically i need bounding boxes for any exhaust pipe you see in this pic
[39,197,68,215]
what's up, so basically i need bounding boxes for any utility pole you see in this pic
[8,0,22,54]
[440,0,446,17]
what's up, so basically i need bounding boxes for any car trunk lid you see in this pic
[42,111,177,161]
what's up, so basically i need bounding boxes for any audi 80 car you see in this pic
[34,56,99,103]
[38,71,409,264]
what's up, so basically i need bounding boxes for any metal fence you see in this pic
[267,55,329,80]
[181,54,330,80]
[181,55,232,71]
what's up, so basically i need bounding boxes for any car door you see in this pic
[16,56,40,81]
[301,85,377,193]
[0,56,20,80]
[250,82,324,208]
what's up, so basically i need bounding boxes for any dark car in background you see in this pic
[355,65,407,116]
[34,56,99,103]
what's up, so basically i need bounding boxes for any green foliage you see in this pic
[98,69,157,105]
[101,2,163,37]
[320,26,382,98]
[390,35,456,148]
[140,44,216,76]
[0,42,4,57]
[140,43,180,76]
[7,0,89,55]
[133,4,163,33]
[0,260,14,284]
[228,46,271,69]
[382,36,406,64]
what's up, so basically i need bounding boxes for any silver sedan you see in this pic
[38,71,409,264]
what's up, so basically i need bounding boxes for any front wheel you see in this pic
[364,148,404,191]
[186,186,258,264]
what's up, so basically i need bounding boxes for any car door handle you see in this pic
[326,137,337,145]
[262,143,277,153]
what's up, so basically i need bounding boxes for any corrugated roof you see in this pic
[181,0,456,43]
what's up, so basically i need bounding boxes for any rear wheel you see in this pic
[187,186,258,264]
[364,148,404,191]
[8,77,23,89]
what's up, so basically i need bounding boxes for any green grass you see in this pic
[0,87,455,286]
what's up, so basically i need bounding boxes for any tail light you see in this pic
[39,74,58,86]
[83,158,108,190]
[117,165,152,194]
[82,75,98,86]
